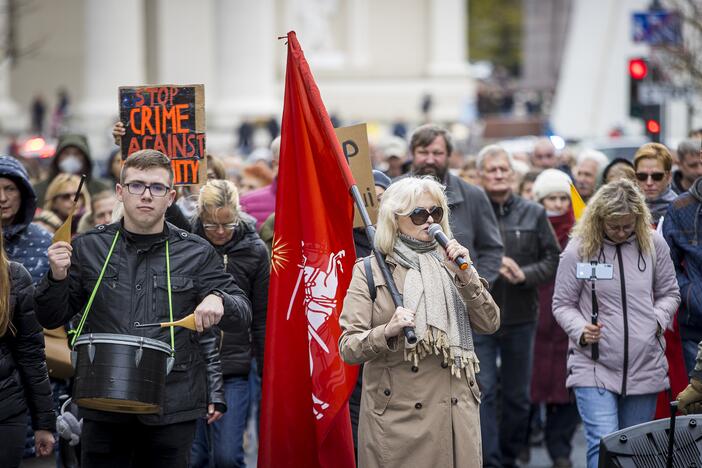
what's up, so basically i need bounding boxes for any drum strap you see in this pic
[70,233,176,357]
[165,241,175,356]
[71,231,121,347]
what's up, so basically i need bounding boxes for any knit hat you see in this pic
[532,168,571,201]
[372,170,392,190]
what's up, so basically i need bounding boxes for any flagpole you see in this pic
[349,186,418,344]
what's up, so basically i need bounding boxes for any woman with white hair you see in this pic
[552,179,680,468]
[339,176,500,468]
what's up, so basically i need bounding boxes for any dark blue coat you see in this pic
[663,177,702,343]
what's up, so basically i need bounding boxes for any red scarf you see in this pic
[548,210,575,249]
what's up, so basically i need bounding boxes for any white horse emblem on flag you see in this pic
[286,241,345,420]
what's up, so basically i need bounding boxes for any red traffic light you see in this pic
[629,58,648,80]
[646,119,660,134]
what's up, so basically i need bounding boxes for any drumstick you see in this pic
[134,313,197,331]
[52,174,87,244]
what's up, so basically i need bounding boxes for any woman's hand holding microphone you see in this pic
[443,238,475,282]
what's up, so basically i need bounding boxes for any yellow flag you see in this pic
[570,182,586,221]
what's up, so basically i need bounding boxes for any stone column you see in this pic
[0,59,19,132]
[151,0,214,88]
[80,0,146,157]
[347,0,371,68]
[428,0,470,76]
[210,0,278,130]
[0,0,19,132]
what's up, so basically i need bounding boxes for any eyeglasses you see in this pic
[408,206,443,225]
[635,172,666,182]
[124,182,170,197]
[202,222,238,232]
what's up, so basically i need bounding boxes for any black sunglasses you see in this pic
[635,172,666,182]
[409,206,443,225]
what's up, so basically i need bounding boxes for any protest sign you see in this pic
[335,124,377,228]
[119,84,206,185]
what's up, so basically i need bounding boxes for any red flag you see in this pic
[258,31,358,468]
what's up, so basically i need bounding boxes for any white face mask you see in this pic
[58,156,83,174]
[546,210,566,217]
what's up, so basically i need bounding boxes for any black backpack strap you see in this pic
[363,255,377,303]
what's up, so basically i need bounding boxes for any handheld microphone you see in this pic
[428,224,469,271]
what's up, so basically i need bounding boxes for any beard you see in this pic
[412,162,448,182]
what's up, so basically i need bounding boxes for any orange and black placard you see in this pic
[119,84,206,186]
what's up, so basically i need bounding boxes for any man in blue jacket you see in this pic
[663,144,702,374]
[0,155,52,284]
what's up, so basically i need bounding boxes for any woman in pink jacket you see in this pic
[552,179,680,468]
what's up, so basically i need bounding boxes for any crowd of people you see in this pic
[1,117,702,468]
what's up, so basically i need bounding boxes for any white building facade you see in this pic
[4,0,474,159]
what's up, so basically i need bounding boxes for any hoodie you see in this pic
[0,156,52,284]
[662,177,702,342]
[33,134,111,205]
[239,178,277,230]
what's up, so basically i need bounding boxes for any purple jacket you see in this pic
[239,180,277,230]
[552,232,680,396]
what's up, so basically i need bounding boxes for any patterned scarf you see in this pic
[647,187,677,226]
[391,234,476,378]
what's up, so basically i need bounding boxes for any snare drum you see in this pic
[72,333,172,414]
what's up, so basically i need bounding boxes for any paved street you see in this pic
[22,427,587,468]
[525,425,587,468]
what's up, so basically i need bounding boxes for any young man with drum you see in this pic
[34,150,252,468]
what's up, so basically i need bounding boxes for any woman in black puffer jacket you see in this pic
[0,225,55,466]
[190,179,270,468]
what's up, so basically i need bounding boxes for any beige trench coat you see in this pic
[339,255,500,468]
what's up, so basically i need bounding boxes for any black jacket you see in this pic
[34,222,252,425]
[0,262,55,429]
[194,219,269,378]
[490,194,561,325]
